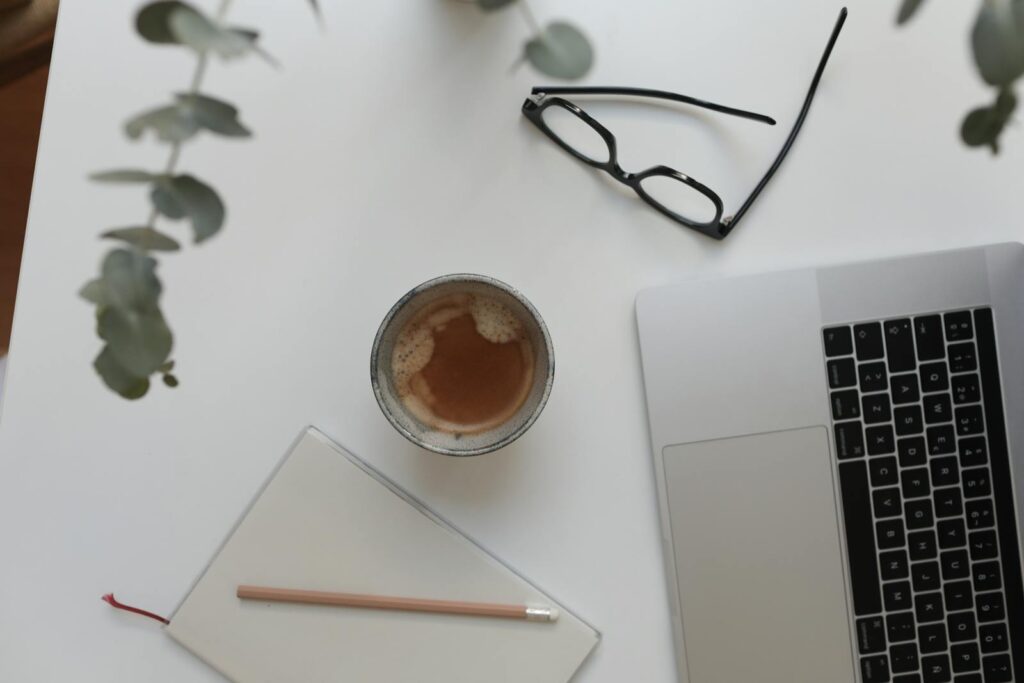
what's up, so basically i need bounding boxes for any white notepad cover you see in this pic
[166,428,599,682]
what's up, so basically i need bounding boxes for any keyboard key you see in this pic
[954,406,982,436]
[824,326,853,356]
[924,394,952,424]
[912,561,941,592]
[921,653,951,682]
[899,437,927,467]
[888,611,916,642]
[965,499,994,528]
[874,487,903,518]
[920,362,949,392]
[943,580,973,611]
[982,653,1012,682]
[856,615,887,654]
[891,642,920,674]
[951,674,980,683]
[832,390,861,420]
[979,623,1008,653]
[934,488,963,518]
[969,530,998,561]
[834,421,866,459]
[930,457,959,487]
[961,468,990,498]
[958,437,987,467]
[927,426,955,455]
[972,561,1001,592]
[891,373,921,404]
[906,499,934,529]
[937,518,966,549]
[951,374,980,404]
[867,425,896,455]
[915,315,945,361]
[944,311,973,341]
[863,393,893,424]
[855,323,885,360]
[915,591,944,623]
[902,467,930,499]
[919,622,948,653]
[871,457,899,487]
[909,530,937,561]
[860,362,889,392]
[862,654,891,683]
[947,611,977,642]
[878,518,906,549]
[885,319,916,372]
[941,550,970,580]
[950,643,979,673]
[894,405,923,436]
[975,592,1004,622]
[838,461,882,615]
[884,580,913,611]
[881,549,910,580]
[893,675,921,683]
[827,357,857,388]
[948,342,977,373]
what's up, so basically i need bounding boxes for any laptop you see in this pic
[636,243,1024,683]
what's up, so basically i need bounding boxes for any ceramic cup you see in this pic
[371,274,554,456]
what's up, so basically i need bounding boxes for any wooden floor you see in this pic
[0,59,48,355]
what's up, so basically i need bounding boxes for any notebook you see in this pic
[165,427,600,682]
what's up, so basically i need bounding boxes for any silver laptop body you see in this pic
[636,243,1024,683]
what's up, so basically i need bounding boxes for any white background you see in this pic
[1,0,1022,680]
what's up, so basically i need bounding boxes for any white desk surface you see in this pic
[1,1,1022,680]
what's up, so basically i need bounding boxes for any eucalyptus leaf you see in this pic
[159,360,175,373]
[98,305,173,377]
[524,22,593,80]
[961,89,1018,153]
[971,0,1024,86]
[176,93,251,137]
[897,0,926,24]
[168,5,260,60]
[102,226,181,252]
[126,104,199,143]
[150,174,225,243]
[136,0,190,44]
[100,248,163,312]
[91,169,158,183]
[79,279,108,305]
[478,0,518,11]
[163,373,180,388]
[94,345,151,399]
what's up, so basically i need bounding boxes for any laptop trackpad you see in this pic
[663,427,855,683]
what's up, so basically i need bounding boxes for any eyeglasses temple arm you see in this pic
[530,85,776,125]
[720,7,848,238]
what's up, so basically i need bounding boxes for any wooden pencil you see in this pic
[236,585,559,622]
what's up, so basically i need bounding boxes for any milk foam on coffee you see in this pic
[391,293,535,435]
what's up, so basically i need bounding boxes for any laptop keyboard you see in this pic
[823,308,1024,683]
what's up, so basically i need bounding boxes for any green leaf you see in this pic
[168,5,262,60]
[896,0,926,24]
[150,175,225,243]
[79,279,108,305]
[136,0,190,44]
[163,373,180,388]
[90,169,158,183]
[971,0,1024,86]
[961,89,1018,153]
[94,346,151,399]
[524,22,593,80]
[126,104,199,143]
[176,93,251,137]
[98,306,173,377]
[477,0,517,10]
[100,248,162,311]
[102,226,181,252]
[159,360,175,373]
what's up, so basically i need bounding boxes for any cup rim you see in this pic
[370,273,555,457]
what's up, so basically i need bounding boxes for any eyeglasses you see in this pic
[521,8,848,240]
